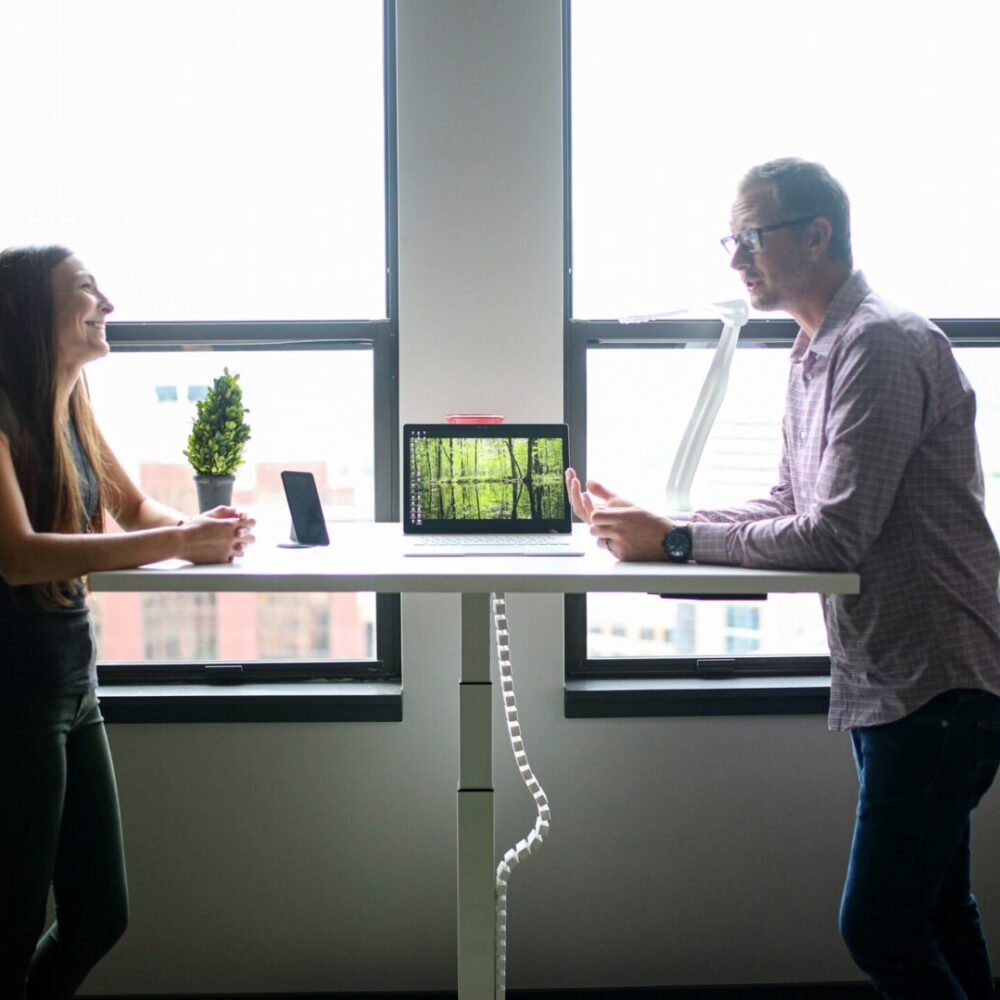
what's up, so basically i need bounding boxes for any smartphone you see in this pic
[279,471,330,547]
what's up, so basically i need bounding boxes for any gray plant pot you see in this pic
[194,474,235,513]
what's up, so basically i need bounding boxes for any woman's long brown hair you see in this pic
[0,245,122,607]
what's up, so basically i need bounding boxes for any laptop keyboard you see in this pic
[405,534,584,556]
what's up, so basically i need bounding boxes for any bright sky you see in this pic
[0,0,386,321]
[571,0,1000,320]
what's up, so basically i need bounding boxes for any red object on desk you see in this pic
[445,414,505,424]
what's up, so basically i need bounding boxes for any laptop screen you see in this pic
[403,423,572,535]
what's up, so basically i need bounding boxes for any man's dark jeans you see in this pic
[840,688,1000,999]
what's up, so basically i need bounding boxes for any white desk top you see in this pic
[88,523,859,596]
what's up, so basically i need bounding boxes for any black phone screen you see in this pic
[280,471,330,547]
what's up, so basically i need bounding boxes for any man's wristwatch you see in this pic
[661,525,692,563]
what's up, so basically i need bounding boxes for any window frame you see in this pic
[561,0,1000,716]
[94,0,400,713]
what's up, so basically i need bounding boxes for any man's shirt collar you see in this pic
[791,270,870,364]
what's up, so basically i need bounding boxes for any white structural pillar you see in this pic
[458,592,496,998]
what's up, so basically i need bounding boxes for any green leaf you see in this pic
[185,369,251,475]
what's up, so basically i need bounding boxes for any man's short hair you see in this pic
[740,158,853,268]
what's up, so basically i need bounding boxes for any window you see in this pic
[726,608,760,632]
[142,594,218,661]
[568,0,999,320]
[564,0,1000,711]
[0,0,400,706]
[87,348,388,682]
[673,604,694,657]
[1,0,389,322]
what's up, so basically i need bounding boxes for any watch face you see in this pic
[664,528,691,561]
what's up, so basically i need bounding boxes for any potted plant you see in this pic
[185,368,251,512]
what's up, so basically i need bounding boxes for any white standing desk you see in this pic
[89,522,859,999]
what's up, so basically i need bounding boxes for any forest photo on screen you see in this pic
[412,436,565,521]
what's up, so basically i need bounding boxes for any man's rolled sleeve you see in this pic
[689,520,731,564]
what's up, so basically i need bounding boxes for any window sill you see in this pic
[98,682,403,723]
[565,674,830,718]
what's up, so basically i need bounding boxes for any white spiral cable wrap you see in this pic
[492,592,550,998]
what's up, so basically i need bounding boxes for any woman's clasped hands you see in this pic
[177,505,256,564]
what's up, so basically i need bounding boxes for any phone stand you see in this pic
[278,526,315,549]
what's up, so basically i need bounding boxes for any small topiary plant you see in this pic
[184,368,251,476]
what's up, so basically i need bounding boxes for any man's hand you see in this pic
[566,468,672,560]
[565,468,632,524]
[589,505,674,562]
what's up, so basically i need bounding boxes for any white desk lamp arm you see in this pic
[620,300,749,514]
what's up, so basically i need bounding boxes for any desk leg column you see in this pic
[458,592,495,999]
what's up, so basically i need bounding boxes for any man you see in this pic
[567,158,1000,998]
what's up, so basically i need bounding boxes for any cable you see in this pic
[488,305,745,991]
[491,300,749,984]
[492,592,550,998]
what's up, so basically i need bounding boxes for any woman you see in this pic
[0,245,255,997]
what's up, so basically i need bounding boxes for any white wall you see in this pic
[86,1,1000,993]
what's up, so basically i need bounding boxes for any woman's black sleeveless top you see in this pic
[0,421,99,696]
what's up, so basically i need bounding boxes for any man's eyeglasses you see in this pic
[720,216,817,257]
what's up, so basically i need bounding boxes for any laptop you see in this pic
[402,423,585,556]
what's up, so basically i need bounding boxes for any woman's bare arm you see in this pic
[0,434,252,586]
